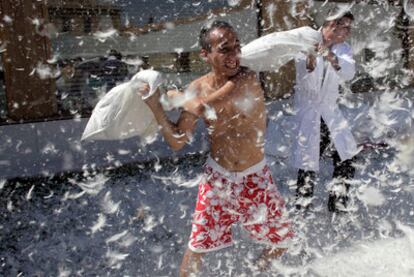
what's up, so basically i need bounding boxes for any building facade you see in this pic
[0,0,413,179]
[1,0,413,123]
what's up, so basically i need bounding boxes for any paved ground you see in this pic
[0,145,413,276]
[1,89,413,276]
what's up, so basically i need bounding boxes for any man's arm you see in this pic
[200,79,236,104]
[306,54,317,73]
[326,44,356,81]
[167,71,242,116]
[140,86,198,151]
[166,80,236,117]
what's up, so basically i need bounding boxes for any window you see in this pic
[47,0,258,116]
[84,16,92,34]
[175,52,191,73]
[62,17,72,33]
[0,0,262,122]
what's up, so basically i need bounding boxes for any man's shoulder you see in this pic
[239,67,258,81]
[188,74,209,92]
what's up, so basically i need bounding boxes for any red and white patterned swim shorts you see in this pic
[188,157,294,253]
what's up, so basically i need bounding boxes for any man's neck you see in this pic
[321,29,334,48]
[209,71,228,89]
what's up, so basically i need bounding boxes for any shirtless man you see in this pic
[139,20,293,276]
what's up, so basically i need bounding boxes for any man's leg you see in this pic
[295,118,331,209]
[296,169,316,209]
[179,248,205,277]
[328,150,356,212]
[319,119,356,212]
[255,247,287,271]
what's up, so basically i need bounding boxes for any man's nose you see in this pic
[342,29,351,38]
[228,48,241,58]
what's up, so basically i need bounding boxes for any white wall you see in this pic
[2,91,412,180]
[0,113,209,179]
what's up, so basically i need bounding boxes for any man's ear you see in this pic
[200,49,208,62]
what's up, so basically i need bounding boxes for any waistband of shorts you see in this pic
[205,156,267,180]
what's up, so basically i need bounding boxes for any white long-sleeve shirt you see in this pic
[290,42,360,171]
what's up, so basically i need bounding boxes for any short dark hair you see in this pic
[338,12,354,22]
[199,20,235,52]
[324,7,354,26]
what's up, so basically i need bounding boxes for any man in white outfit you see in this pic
[291,9,360,212]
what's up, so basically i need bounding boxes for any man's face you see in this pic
[322,17,352,46]
[333,17,352,44]
[202,27,241,77]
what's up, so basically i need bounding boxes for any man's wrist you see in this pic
[306,55,316,72]
[327,52,341,71]
[332,60,341,71]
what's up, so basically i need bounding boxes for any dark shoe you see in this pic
[295,196,314,211]
[296,170,315,210]
[295,188,314,211]
[328,192,348,213]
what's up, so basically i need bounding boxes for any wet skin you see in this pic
[190,27,266,171]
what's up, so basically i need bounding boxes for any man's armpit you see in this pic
[177,111,199,134]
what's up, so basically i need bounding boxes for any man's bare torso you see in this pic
[192,71,266,172]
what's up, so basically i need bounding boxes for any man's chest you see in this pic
[207,99,262,135]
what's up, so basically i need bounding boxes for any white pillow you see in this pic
[81,70,163,141]
[241,26,322,72]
